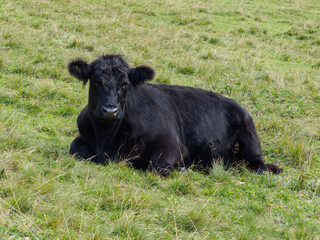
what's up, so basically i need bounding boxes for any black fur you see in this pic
[68,59,91,85]
[69,54,282,176]
[129,66,155,85]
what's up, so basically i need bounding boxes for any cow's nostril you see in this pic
[112,108,118,114]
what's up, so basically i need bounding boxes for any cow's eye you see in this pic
[121,83,127,91]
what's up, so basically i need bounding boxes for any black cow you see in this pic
[68,54,282,175]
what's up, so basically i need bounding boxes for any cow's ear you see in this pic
[129,66,155,86]
[68,59,91,85]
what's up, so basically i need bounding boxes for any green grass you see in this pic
[1,0,320,239]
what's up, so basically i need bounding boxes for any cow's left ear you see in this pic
[129,66,155,86]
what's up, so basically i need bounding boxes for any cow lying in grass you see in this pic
[68,54,282,175]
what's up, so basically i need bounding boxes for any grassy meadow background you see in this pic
[1,0,320,239]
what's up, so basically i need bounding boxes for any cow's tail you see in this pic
[266,163,283,174]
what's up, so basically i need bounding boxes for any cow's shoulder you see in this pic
[77,106,95,138]
[77,106,89,125]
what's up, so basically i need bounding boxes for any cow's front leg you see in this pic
[70,136,96,161]
[148,151,176,176]
[147,138,188,176]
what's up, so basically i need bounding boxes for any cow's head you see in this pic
[68,54,155,121]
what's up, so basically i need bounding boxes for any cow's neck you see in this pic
[91,117,123,159]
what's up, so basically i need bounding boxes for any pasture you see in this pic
[0,0,319,239]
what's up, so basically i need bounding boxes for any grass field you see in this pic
[1,0,320,239]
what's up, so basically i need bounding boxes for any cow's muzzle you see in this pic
[101,106,119,120]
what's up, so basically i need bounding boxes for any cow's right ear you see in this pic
[68,59,91,85]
